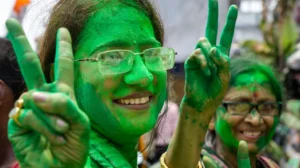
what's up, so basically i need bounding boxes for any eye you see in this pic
[227,102,249,113]
[99,51,126,65]
[259,103,276,112]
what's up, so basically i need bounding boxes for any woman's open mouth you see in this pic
[240,131,263,141]
[113,92,153,110]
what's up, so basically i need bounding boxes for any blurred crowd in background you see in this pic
[1,0,300,168]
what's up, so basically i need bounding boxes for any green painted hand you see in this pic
[201,141,251,168]
[182,0,238,115]
[237,141,251,168]
[6,19,90,168]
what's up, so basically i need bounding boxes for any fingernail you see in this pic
[33,92,47,102]
[57,119,67,128]
[57,136,66,144]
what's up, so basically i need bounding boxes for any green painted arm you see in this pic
[164,0,238,167]
[6,18,90,168]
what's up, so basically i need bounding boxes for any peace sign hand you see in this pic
[182,0,238,119]
[6,19,90,168]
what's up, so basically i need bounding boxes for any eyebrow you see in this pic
[90,39,161,56]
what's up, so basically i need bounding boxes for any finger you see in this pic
[237,140,251,168]
[187,49,211,76]
[32,92,89,124]
[196,37,213,68]
[11,109,67,145]
[6,18,46,89]
[206,0,219,46]
[210,47,230,68]
[54,28,75,93]
[203,156,217,168]
[219,5,238,55]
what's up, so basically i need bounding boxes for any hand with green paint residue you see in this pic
[164,1,238,167]
[183,2,238,117]
[202,141,251,168]
[6,19,90,168]
[237,141,251,168]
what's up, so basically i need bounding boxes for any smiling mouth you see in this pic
[240,131,262,140]
[113,92,153,110]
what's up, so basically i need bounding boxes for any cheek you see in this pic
[75,63,122,94]
[152,71,167,89]
[263,117,275,129]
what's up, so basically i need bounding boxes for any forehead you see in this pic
[75,3,158,57]
[225,71,275,100]
[233,71,269,87]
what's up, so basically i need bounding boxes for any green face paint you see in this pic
[74,3,167,144]
[215,71,279,153]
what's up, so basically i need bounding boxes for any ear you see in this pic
[0,80,6,106]
[208,117,215,131]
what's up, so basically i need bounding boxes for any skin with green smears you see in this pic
[6,19,90,168]
[164,0,238,167]
[74,2,166,167]
[6,2,166,168]
[213,71,279,167]
[202,141,251,168]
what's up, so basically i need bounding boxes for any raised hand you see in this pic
[6,19,90,167]
[164,1,238,167]
[201,141,251,168]
[237,141,251,168]
[183,0,238,115]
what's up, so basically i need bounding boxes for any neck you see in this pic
[90,129,138,167]
[216,137,257,168]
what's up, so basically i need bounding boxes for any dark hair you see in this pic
[39,0,164,81]
[230,56,283,105]
[0,38,25,100]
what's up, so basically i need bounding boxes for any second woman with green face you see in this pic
[203,56,283,168]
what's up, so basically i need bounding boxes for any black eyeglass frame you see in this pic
[222,101,282,116]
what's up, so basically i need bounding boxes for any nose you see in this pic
[124,55,153,87]
[244,110,262,126]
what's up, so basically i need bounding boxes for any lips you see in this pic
[113,92,153,110]
[240,131,263,140]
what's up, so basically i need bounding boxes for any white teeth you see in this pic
[118,96,150,105]
[243,131,261,138]
[130,99,135,104]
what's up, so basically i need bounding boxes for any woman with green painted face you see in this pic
[5,0,238,167]
[202,56,283,168]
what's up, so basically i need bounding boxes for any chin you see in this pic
[117,109,158,136]
[247,143,260,154]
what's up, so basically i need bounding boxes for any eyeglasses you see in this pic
[74,47,176,75]
[222,102,282,116]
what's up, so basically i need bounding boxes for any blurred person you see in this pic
[147,101,179,164]
[0,38,25,168]
[203,56,283,167]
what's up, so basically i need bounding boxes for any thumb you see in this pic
[237,140,251,168]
